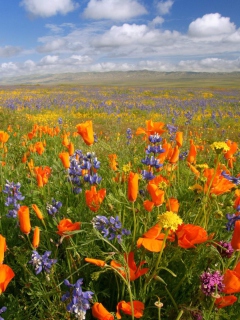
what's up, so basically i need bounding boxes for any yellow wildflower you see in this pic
[211,142,230,154]
[157,211,182,231]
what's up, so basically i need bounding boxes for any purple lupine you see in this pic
[92,215,131,243]
[126,128,132,144]
[200,269,224,296]
[46,198,62,216]
[3,180,25,218]
[0,307,7,320]
[217,241,234,258]
[61,278,94,319]
[221,171,240,185]
[29,251,57,275]
[141,156,163,169]
[141,170,155,180]
[226,213,240,231]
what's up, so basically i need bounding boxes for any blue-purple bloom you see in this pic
[126,128,132,144]
[61,278,94,319]
[226,213,240,231]
[92,215,131,243]
[46,199,62,216]
[141,170,155,180]
[29,251,57,275]
[200,269,224,296]
[141,156,163,169]
[3,180,25,218]
[0,307,7,320]
[221,171,240,185]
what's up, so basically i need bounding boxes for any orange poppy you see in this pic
[147,183,164,207]
[34,141,45,155]
[57,218,81,237]
[0,235,7,264]
[175,223,208,249]
[32,227,40,248]
[143,200,154,212]
[92,302,114,320]
[231,220,240,250]
[215,295,237,308]
[187,163,200,178]
[76,121,94,146]
[203,168,235,196]
[158,139,171,163]
[108,154,118,171]
[0,264,15,294]
[176,132,183,147]
[223,269,240,294]
[62,133,70,147]
[111,252,149,281]
[67,142,74,156]
[85,186,106,212]
[0,131,10,144]
[166,198,179,213]
[187,139,197,164]
[85,258,106,267]
[116,300,144,319]
[18,206,31,235]
[127,172,139,202]
[137,224,168,252]
[34,166,51,187]
[224,140,238,168]
[59,152,70,169]
[32,204,44,220]
[136,120,165,136]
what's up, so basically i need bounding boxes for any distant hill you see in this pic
[0,71,240,87]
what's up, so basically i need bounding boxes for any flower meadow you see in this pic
[0,85,240,320]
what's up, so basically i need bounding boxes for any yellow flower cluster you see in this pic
[211,142,230,153]
[157,211,183,231]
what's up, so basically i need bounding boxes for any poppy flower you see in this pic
[143,200,154,212]
[32,227,40,248]
[168,145,179,164]
[32,204,44,220]
[62,133,70,147]
[92,302,114,320]
[224,140,238,168]
[223,269,240,294]
[166,198,179,213]
[85,186,106,212]
[175,223,208,249]
[0,235,7,265]
[187,139,197,164]
[76,121,94,146]
[137,224,167,252]
[0,264,15,294]
[108,154,118,171]
[0,131,10,145]
[111,251,149,281]
[231,220,240,250]
[158,139,171,163]
[136,120,165,136]
[34,166,51,187]
[215,295,237,308]
[66,142,74,156]
[85,258,106,267]
[34,141,45,155]
[147,183,164,207]
[57,218,81,237]
[59,152,70,169]
[116,300,144,319]
[176,132,183,147]
[203,168,235,196]
[18,206,31,235]
[127,172,139,202]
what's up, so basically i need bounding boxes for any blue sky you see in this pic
[0,0,240,77]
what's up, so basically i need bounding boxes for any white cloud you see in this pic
[188,13,236,37]
[83,0,147,20]
[20,0,78,17]
[149,16,164,27]
[37,38,68,53]
[39,55,59,65]
[0,46,22,58]
[157,0,174,15]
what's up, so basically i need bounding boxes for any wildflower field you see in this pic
[0,84,240,320]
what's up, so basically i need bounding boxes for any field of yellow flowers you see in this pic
[0,85,239,320]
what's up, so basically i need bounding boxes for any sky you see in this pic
[0,0,240,77]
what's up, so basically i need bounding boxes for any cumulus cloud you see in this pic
[20,0,78,17]
[83,0,147,20]
[37,38,68,53]
[188,13,236,37]
[0,46,22,58]
[157,0,174,15]
[149,16,164,27]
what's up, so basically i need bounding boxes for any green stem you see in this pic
[206,297,216,320]
[232,250,240,269]
[165,285,178,312]
[131,201,137,250]
[175,309,184,320]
